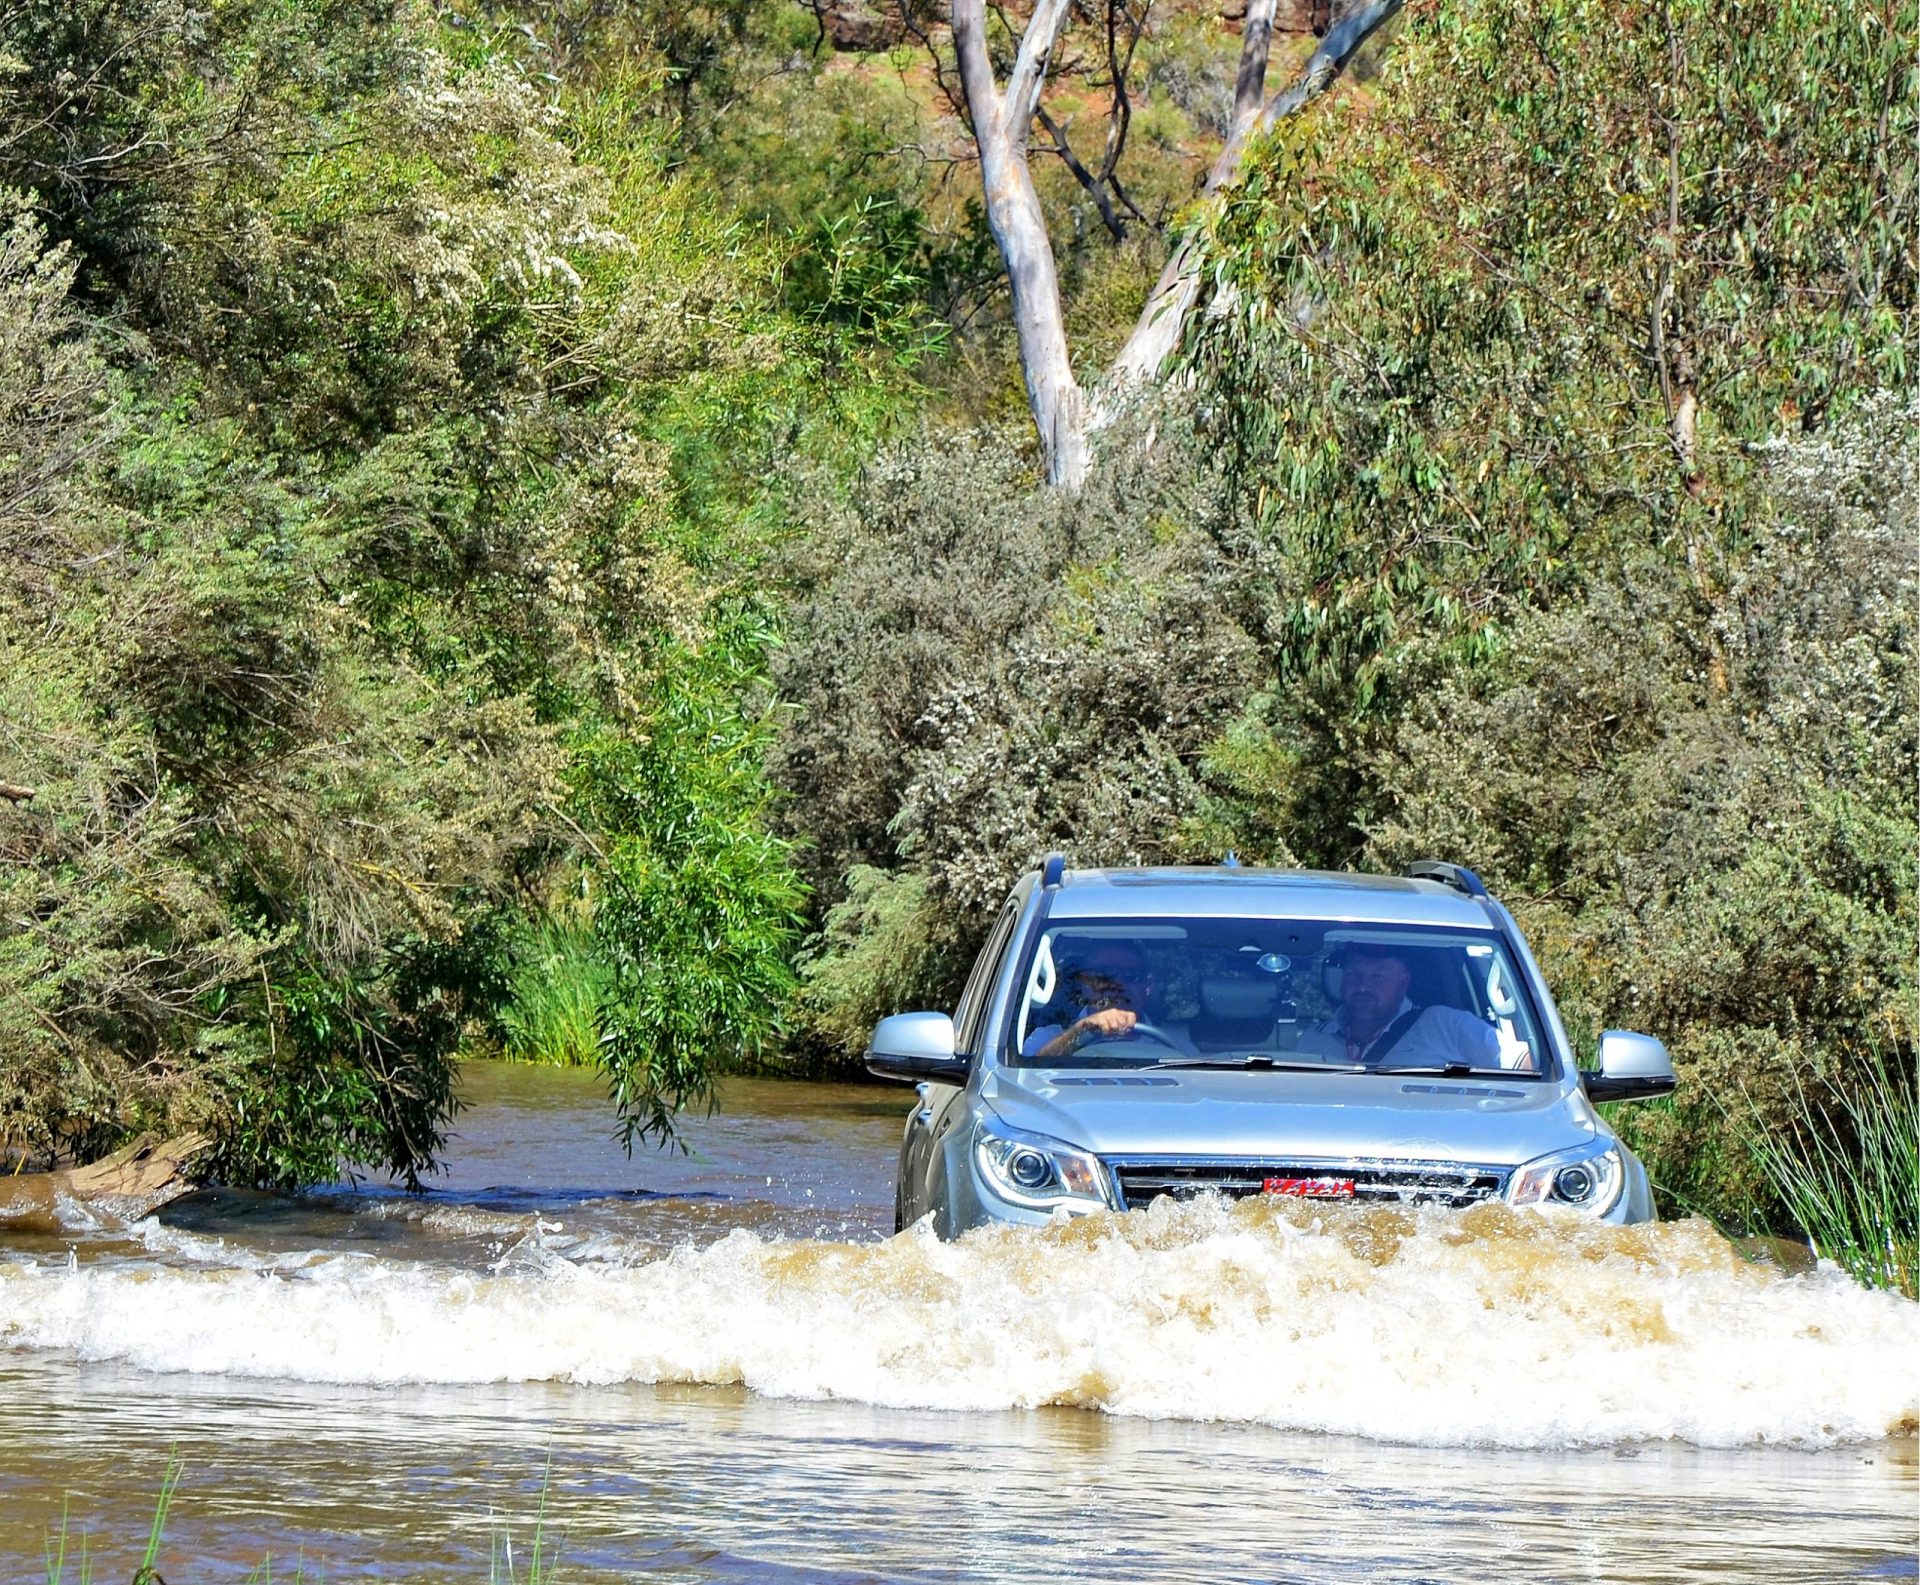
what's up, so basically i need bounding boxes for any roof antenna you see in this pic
[1221,850,1241,868]
[1041,852,1066,888]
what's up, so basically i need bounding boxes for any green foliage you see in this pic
[1187,0,1913,826]
[497,917,612,1068]
[784,198,949,370]
[4,0,1907,1234]
[0,0,819,1180]
[794,866,954,1058]
[210,943,480,1190]
[578,0,1270,410]
[1740,1046,1919,1299]
[772,410,1262,1052]
[1364,398,1916,1225]
[771,428,1048,899]
[1129,0,1917,1232]
[44,1456,180,1585]
[569,620,806,1148]
[774,0,1913,1262]
[1,0,424,301]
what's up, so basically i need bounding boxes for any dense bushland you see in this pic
[771,0,1915,1236]
[1368,399,1916,1220]
[774,393,1915,1235]
[1,0,1909,1253]
[0,0,861,1180]
[775,410,1262,1052]
[1187,0,1915,1225]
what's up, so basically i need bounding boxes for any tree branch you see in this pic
[1099,0,1145,189]
[1257,0,1404,128]
[1005,0,1074,149]
[899,3,968,123]
[1104,0,1407,399]
[1233,0,1280,128]
[1036,105,1129,240]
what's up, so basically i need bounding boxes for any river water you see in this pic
[2,1061,1915,1582]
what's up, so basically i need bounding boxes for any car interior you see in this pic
[1016,922,1528,1063]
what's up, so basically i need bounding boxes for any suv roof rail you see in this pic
[1041,852,1067,889]
[1404,859,1489,899]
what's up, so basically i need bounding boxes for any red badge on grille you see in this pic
[1262,1176,1356,1198]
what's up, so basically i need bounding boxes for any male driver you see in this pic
[1296,941,1503,1069]
[1022,941,1195,1061]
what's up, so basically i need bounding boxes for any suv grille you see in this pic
[1110,1159,1509,1211]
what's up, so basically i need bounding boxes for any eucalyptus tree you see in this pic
[937,0,1405,486]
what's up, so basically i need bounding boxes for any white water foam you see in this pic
[4,1198,1914,1450]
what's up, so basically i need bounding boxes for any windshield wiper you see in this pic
[1373,1062,1498,1077]
[1144,1055,1366,1074]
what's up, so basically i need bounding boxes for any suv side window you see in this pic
[953,901,1021,1056]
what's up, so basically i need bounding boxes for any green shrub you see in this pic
[1180,0,1913,859]
[0,0,824,1179]
[1365,398,1916,1225]
[793,866,955,1059]
[771,411,1263,1057]
[570,620,806,1147]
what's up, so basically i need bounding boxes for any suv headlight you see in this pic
[1507,1138,1625,1216]
[974,1119,1110,1212]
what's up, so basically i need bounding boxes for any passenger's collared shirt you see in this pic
[1295,997,1503,1068]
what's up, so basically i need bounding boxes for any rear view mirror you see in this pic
[1581,1030,1678,1103]
[866,1012,971,1087]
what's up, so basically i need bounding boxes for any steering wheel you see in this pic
[1115,1019,1183,1049]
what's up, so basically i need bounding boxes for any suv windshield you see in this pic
[1004,918,1551,1078]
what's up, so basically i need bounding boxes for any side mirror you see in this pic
[1580,1030,1678,1103]
[866,1012,971,1087]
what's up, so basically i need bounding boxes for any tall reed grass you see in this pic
[497,920,613,1068]
[1743,1049,1918,1299]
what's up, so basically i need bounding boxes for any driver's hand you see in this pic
[1077,1008,1137,1039]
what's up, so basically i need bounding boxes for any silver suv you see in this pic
[867,860,1676,1235]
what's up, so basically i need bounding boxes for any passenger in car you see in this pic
[1021,943,1198,1061]
[1295,942,1504,1069]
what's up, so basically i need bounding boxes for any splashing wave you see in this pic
[3,1198,1914,1449]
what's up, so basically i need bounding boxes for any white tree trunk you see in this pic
[950,0,1404,485]
[1234,0,1282,130]
[951,0,1089,489]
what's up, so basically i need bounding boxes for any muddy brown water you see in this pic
[2,1061,1914,1583]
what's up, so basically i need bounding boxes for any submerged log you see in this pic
[0,1131,213,1230]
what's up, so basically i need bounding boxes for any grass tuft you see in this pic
[46,1459,564,1583]
[1743,1048,1919,1299]
[47,1454,180,1585]
[489,1459,562,1585]
[43,1497,85,1585]
[131,1455,182,1585]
